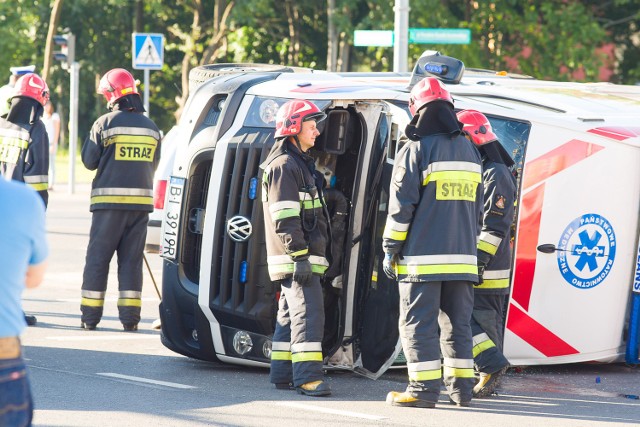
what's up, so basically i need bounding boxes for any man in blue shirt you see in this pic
[0,178,48,426]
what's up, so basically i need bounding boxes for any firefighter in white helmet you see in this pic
[383,77,483,408]
[79,68,161,331]
[457,109,516,397]
[260,99,332,396]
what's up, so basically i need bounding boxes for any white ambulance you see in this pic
[158,53,640,377]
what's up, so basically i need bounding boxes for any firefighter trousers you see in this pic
[471,293,510,375]
[81,210,148,327]
[270,275,325,387]
[398,280,475,404]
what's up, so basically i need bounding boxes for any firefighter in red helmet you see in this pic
[0,72,50,206]
[383,77,483,408]
[79,68,161,331]
[260,99,332,396]
[457,109,516,397]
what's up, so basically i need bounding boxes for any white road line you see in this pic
[47,335,158,341]
[275,402,387,421]
[97,373,196,389]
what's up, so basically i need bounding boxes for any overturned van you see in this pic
[159,53,640,376]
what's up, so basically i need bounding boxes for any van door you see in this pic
[350,102,410,379]
[505,124,640,365]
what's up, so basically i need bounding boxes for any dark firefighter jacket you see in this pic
[0,115,49,206]
[81,107,161,212]
[382,132,483,283]
[476,159,517,294]
[260,139,330,281]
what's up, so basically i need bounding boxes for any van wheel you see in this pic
[189,63,294,92]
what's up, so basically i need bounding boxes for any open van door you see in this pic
[347,101,410,379]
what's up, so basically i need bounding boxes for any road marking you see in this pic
[54,297,159,303]
[47,335,158,341]
[97,373,195,389]
[275,402,387,420]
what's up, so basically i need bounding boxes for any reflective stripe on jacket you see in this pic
[81,110,161,212]
[476,159,517,294]
[383,133,483,283]
[0,118,49,206]
[260,139,329,281]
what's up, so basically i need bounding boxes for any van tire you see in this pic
[189,63,294,92]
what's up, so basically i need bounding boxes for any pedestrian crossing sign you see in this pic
[132,33,164,70]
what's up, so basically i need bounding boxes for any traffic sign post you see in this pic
[132,33,164,116]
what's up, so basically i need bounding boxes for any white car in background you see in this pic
[145,125,179,253]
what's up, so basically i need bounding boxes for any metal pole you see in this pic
[143,68,150,117]
[68,61,80,194]
[393,0,410,73]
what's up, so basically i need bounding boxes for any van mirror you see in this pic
[408,50,465,91]
[315,110,349,154]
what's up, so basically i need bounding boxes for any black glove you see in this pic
[383,253,398,280]
[293,259,313,286]
[477,263,486,284]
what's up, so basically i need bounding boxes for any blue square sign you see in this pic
[132,33,164,70]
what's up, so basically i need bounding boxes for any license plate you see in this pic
[161,176,186,260]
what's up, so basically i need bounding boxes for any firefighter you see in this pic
[383,77,483,408]
[260,99,331,397]
[457,109,516,397]
[80,68,161,331]
[0,72,49,328]
[0,72,50,207]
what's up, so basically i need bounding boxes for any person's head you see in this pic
[408,77,453,117]
[456,109,498,146]
[97,68,139,108]
[275,99,326,152]
[12,73,50,106]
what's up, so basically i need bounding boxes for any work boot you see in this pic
[473,366,508,398]
[386,391,436,408]
[24,314,37,326]
[274,382,295,390]
[123,324,138,332]
[80,322,97,330]
[448,398,471,407]
[296,380,331,397]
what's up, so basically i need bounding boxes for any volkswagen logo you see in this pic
[227,216,253,242]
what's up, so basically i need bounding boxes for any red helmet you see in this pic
[409,77,453,116]
[97,68,138,105]
[13,73,49,106]
[456,109,498,146]
[275,99,326,138]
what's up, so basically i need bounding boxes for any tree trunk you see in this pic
[284,0,300,66]
[134,0,143,32]
[327,0,338,71]
[42,0,64,83]
[201,1,235,65]
[337,31,350,72]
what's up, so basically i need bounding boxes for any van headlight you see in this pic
[233,331,253,355]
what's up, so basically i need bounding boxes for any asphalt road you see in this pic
[20,182,640,426]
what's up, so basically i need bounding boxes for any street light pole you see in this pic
[393,0,410,72]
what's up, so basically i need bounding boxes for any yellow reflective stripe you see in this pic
[28,183,48,191]
[478,240,498,255]
[289,248,308,258]
[91,195,153,205]
[301,199,322,209]
[106,134,159,145]
[271,351,292,361]
[397,264,478,275]
[312,264,328,274]
[473,339,496,357]
[443,366,475,378]
[383,225,408,241]
[291,352,323,363]
[476,278,510,289]
[81,297,105,307]
[0,136,29,149]
[117,298,142,307]
[423,170,482,186]
[272,208,300,220]
[409,369,442,381]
